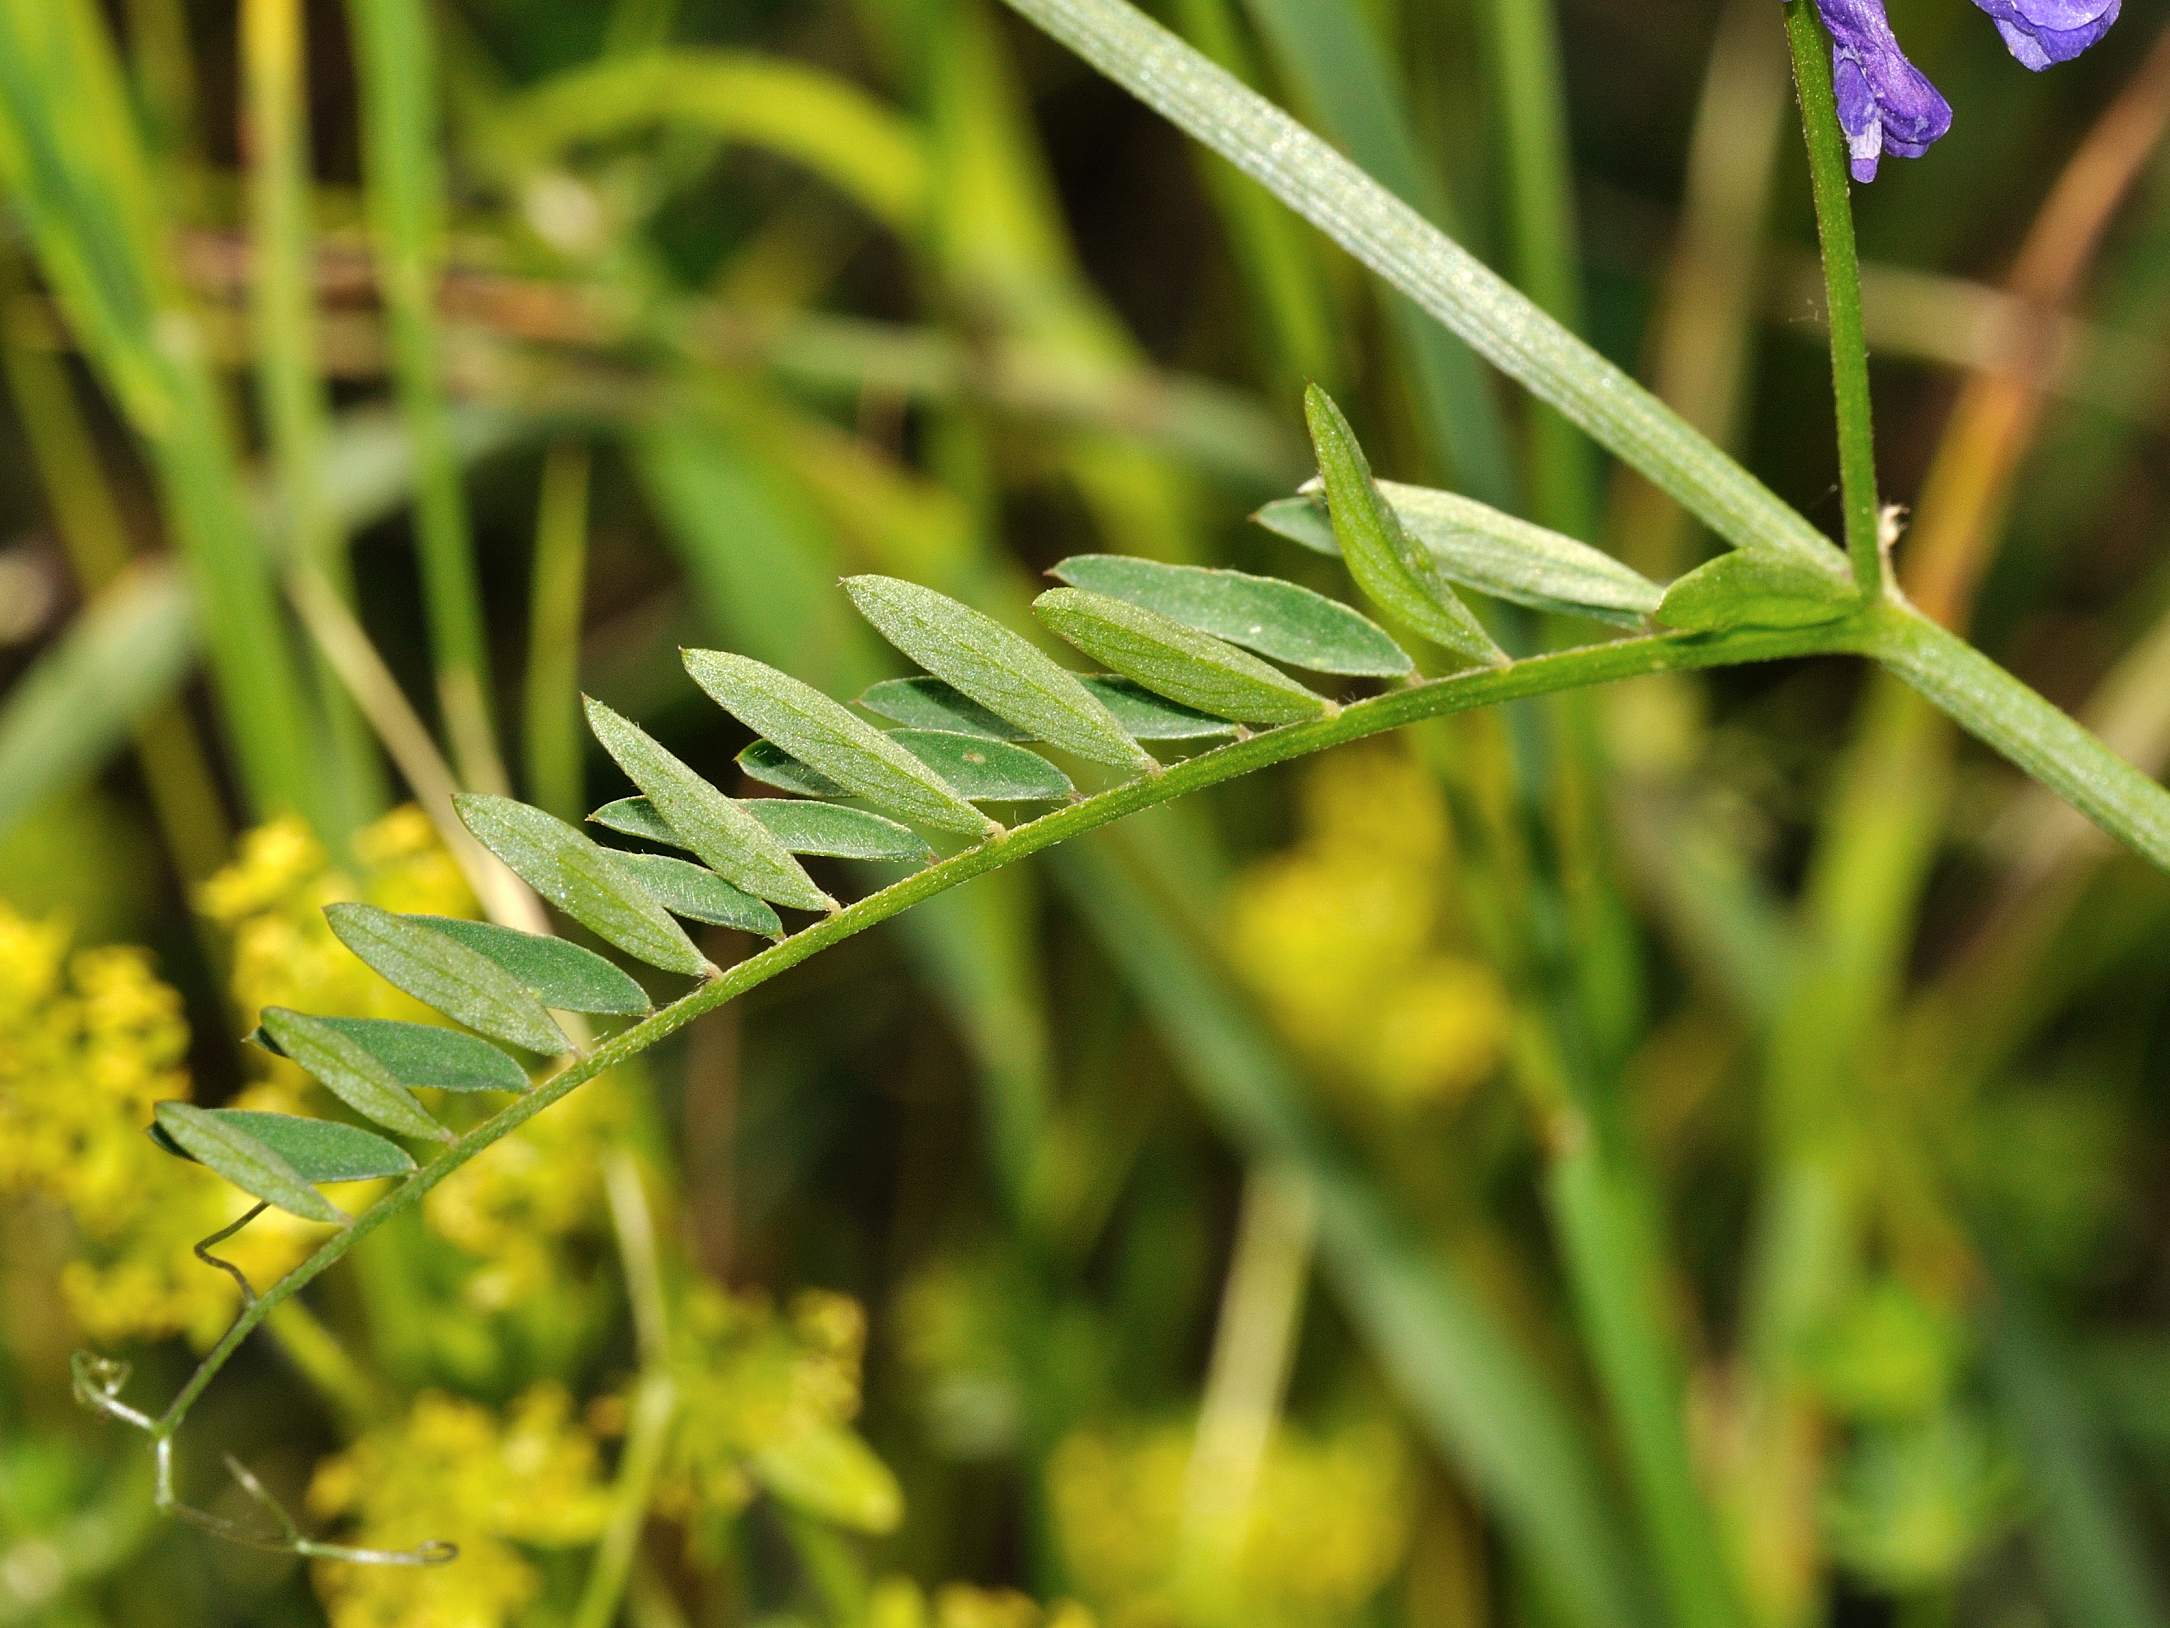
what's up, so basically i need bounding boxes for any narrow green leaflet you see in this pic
[410,916,653,1018]
[686,649,995,836]
[1655,552,1857,633]
[1083,677,1238,740]
[887,730,1074,802]
[584,699,835,912]
[609,851,785,938]
[253,1015,527,1094]
[845,576,1155,770]
[1049,555,1410,677]
[325,904,570,1055]
[592,795,934,863]
[738,740,850,798]
[747,799,934,862]
[152,1102,348,1224]
[1303,386,1507,668]
[859,675,1237,743]
[857,677,1027,741]
[258,1008,448,1141]
[152,1109,418,1185]
[1255,486,1664,627]
[1033,588,1330,725]
[455,793,710,976]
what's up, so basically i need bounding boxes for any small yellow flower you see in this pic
[0,901,315,1345]
[1050,1419,1409,1628]
[1225,749,1506,1112]
[870,1578,1100,1628]
[308,1386,609,1628]
[661,1282,902,1540]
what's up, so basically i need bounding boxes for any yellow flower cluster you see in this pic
[1049,1419,1409,1628]
[308,1385,609,1628]
[0,902,313,1344]
[421,1080,621,1312]
[868,1578,1098,1628]
[200,808,475,1113]
[1226,749,1507,1111]
[200,807,617,1308]
[661,1282,902,1540]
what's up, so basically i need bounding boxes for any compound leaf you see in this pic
[845,575,1154,770]
[325,904,570,1055]
[1033,587,1330,725]
[687,649,994,835]
[609,850,785,938]
[151,1102,349,1223]
[257,1007,448,1141]
[152,1108,417,1185]
[584,698,834,912]
[1050,555,1410,677]
[252,1015,528,1094]
[455,793,710,975]
[410,915,652,1018]
[1303,386,1506,668]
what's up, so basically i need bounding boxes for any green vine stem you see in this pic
[128,598,2170,1455]
[1783,0,1885,595]
[145,621,1855,1445]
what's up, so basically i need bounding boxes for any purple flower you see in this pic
[1804,0,2121,181]
[1815,0,1952,183]
[1971,0,2121,69]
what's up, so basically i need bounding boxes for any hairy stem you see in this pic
[1784,0,1884,594]
[150,621,1858,1440]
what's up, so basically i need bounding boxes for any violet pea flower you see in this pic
[1800,0,2120,182]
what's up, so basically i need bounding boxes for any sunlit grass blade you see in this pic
[1049,554,1411,676]
[152,1103,348,1224]
[344,0,503,790]
[455,792,710,976]
[686,649,997,836]
[251,1015,528,1094]
[1035,588,1331,724]
[844,575,1156,771]
[151,1108,417,1186]
[993,0,1845,574]
[324,903,570,1054]
[608,851,785,939]
[1305,386,1507,668]
[257,1008,449,1142]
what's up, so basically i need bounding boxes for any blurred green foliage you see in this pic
[2,0,2168,1625]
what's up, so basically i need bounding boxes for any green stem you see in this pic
[148,620,1856,1441]
[1784,0,1884,595]
[1866,598,2170,871]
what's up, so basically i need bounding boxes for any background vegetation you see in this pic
[3,0,2169,1624]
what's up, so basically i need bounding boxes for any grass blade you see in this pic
[993,0,1845,575]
